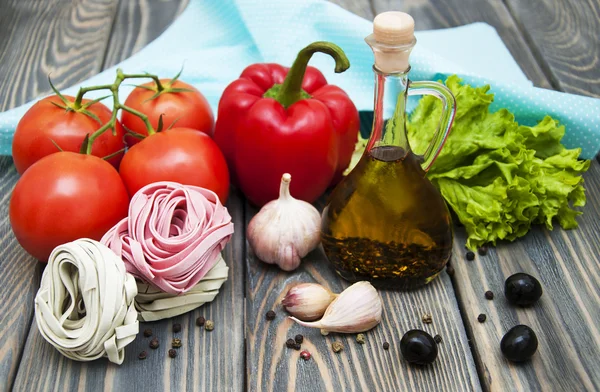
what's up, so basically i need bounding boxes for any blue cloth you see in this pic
[1,0,598,157]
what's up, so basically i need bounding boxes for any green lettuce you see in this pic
[406,75,590,249]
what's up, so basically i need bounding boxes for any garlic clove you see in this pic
[290,281,382,333]
[282,283,337,321]
[247,173,321,271]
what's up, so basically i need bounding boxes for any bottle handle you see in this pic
[407,81,456,172]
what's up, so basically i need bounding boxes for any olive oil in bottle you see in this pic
[321,12,457,289]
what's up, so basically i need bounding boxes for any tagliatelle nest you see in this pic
[34,239,139,365]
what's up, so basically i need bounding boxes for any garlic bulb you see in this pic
[290,281,382,333]
[282,283,337,321]
[247,173,321,271]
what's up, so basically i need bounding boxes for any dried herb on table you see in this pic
[172,338,182,348]
[205,320,214,331]
[332,341,344,353]
[356,334,366,344]
[422,314,433,324]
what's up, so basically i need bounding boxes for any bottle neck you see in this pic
[367,67,410,161]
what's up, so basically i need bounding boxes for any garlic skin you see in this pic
[290,281,382,333]
[247,173,321,271]
[282,283,337,321]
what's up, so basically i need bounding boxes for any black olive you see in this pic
[500,325,538,362]
[504,273,543,306]
[400,329,438,365]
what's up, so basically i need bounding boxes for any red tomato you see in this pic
[12,95,125,174]
[9,152,129,262]
[121,79,214,146]
[119,128,230,203]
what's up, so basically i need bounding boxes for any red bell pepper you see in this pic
[213,41,359,206]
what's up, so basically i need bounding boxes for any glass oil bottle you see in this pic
[321,12,457,289]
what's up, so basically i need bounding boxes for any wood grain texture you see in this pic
[450,161,600,391]
[372,0,552,89]
[0,157,39,392]
[103,0,189,69]
[0,1,121,389]
[504,0,600,97]
[0,0,120,111]
[12,191,245,392]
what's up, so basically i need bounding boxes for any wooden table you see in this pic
[0,0,598,391]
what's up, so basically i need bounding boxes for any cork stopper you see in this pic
[366,12,416,73]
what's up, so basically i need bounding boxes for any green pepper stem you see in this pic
[275,41,350,108]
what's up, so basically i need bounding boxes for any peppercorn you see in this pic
[422,313,433,324]
[477,313,487,323]
[466,251,475,261]
[138,351,147,360]
[196,316,206,327]
[173,323,181,333]
[356,333,366,344]
[168,349,177,358]
[300,350,311,360]
[434,335,442,344]
[149,338,159,349]
[172,338,182,348]
[446,265,455,277]
[143,328,153,337]
[294,343,301,350]
[294,334,304,344]
[383,342,390,350]
[478,246,488,256]
[332,341,343,353]
[266,310,276,320]
[485,290,494,300]
[286,338,296,349]
[205,320,214,331]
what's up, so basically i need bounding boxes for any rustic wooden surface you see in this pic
[504,0,600,97]
[0,0,599,391]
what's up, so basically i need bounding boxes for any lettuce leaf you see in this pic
[405,75,590,249]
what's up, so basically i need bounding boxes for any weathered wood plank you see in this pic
[0,1,122,389]
[0,0,121,111]
[0,158,39,392]
[450,161,600,391]
[504,0,600,97]
[13,192,245,392]
[372,0,551,89]
[103,0,188,69]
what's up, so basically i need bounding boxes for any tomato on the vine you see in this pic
[121,79,214,146]
[12,95,125,174]
[119,128,230,203]
[9,152,129,261]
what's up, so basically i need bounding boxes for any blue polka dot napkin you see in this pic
[0,0,598,158]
